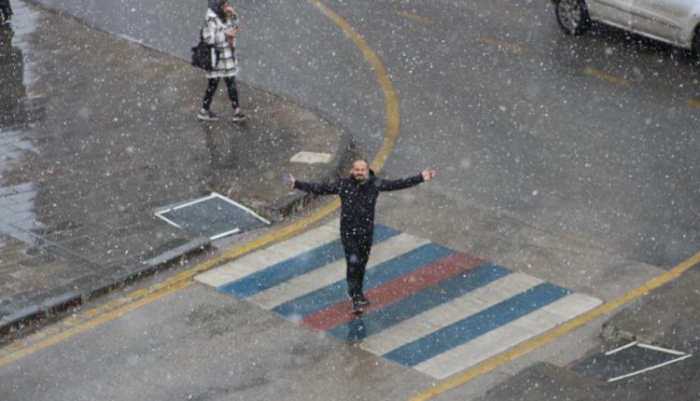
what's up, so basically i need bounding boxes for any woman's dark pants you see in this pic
[202,76,239,110]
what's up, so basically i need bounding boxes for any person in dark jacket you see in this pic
[287,159,436,314]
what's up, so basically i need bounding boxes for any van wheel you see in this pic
[555,0,591,36]
[693,26,700,58]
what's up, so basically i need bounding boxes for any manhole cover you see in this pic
[573,341,692,382]
[155,193,269,240]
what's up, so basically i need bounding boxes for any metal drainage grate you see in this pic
[573,341,692,382]
[155,193,270,240]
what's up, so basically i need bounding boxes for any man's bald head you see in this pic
[351,159,370,183]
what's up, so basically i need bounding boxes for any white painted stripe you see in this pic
[290,151,332,164]
[361,272,543,356]
[248,233,430,309]
[605,341,638,356]
[414,293,603,379]
[636,343,686,356]
[211,193,272,225]
[210,228,241,240]
[607,353,692,382]
[195,221,339,287]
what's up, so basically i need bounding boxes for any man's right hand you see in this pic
[421,169,436,181]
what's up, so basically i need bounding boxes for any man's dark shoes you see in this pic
[350,301,363,314]
[357,294,370,306]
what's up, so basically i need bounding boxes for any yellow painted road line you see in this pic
[684,97,700,109]
[311,0,400,172]
[391,7,434,25]
[581,66,630,85]
[0,279,193,369]
[478,37,525,55]
[410,250,700,401]
[0,0,400,367]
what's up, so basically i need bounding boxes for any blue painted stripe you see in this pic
[329,263,511,342]
[218,225,400,298]
[272,243,455,318]
[383,283,571,367]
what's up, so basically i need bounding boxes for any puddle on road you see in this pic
[1,1,43,253]
[572,341,692,382]
[155,193,270,240]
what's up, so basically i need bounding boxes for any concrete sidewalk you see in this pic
[0,1,351,335]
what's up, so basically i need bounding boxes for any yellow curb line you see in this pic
[409,250,700,400]
[581,66,630,85]
[0,280,193,368]
[310,0,400,172]
[391,7,434,25]
[0,0,399,368]
[684,97,700,109]
[478,37,525,55]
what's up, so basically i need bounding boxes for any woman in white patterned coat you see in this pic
[197,0,246,122]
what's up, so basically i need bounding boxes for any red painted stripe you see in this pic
[302,252,484,331]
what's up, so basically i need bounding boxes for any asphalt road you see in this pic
[33,0,700,268]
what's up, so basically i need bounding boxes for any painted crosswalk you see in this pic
[195,221,602,379]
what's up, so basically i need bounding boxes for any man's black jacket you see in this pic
[294,171,424,241]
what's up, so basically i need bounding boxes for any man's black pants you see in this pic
[342,233,373,302]
[0,0,12,19]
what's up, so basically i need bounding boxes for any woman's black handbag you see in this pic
[191,32,217,71]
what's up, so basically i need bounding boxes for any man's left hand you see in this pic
[422,169,436,181]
